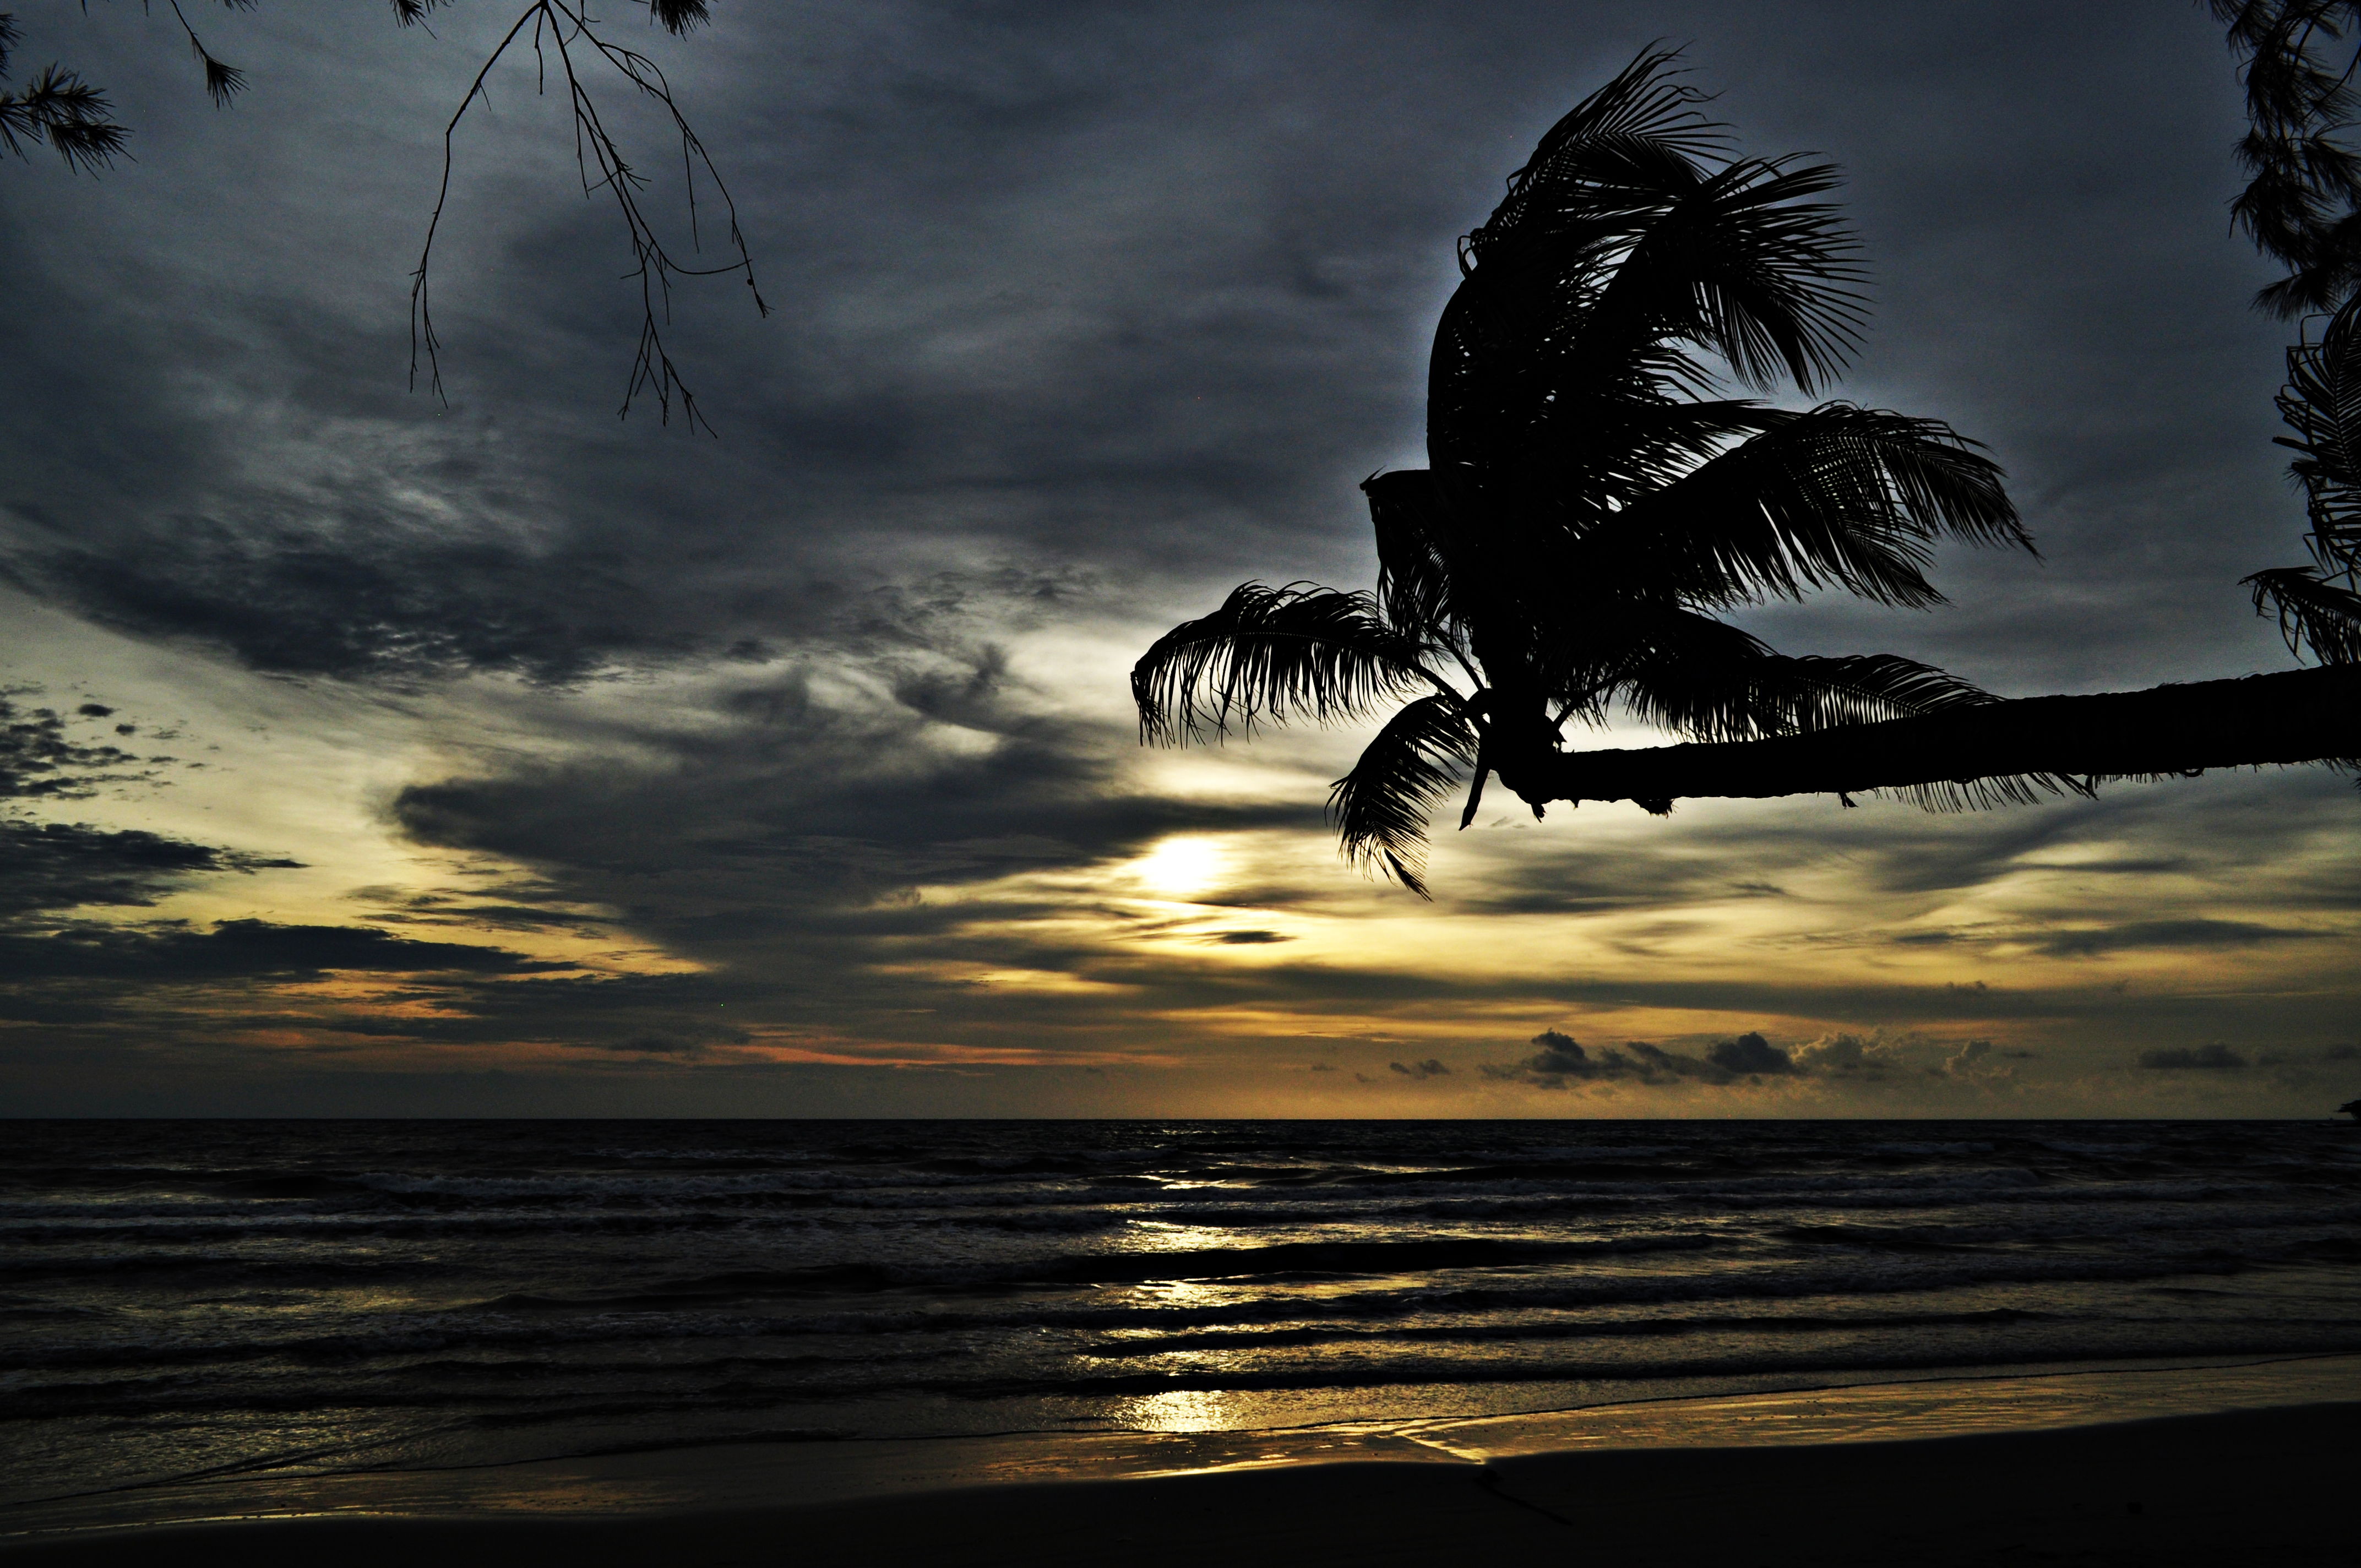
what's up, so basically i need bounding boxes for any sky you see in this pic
[2,0,2357,1119]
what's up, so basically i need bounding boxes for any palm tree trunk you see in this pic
[1508,666,2361,809]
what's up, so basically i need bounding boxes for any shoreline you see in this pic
[3,1400,2354,1567]
[7,1352,2359,1558]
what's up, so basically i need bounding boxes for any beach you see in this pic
[6,1359,2358,1565]
[3,1398,2352,1566]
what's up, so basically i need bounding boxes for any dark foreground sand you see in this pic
[6,1402,2353,1568]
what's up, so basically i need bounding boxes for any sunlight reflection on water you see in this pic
[1116,1387,1239,1433]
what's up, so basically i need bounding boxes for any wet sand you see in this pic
[7,1362,2357,1566]
[2,1402,2354,1567]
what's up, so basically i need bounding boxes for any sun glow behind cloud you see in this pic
[1130,837,1226,900]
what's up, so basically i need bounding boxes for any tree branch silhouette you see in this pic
[406,0,766,432]
[3,1,764,427]
[0,15,130,168]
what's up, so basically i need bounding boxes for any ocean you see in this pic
[5,1118,2358,1512]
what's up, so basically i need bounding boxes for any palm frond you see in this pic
[1571,155,1866,395]
[1628,650,1992,739]
[1614,643,2074,809]
[1581,403,2028,611]
[1133,582,1447,745]
[1476,47,1726,261]
[1434,58,1873,475]
[1523,398,1777,512]
[2277,289,2361,572]
[2247,564,2361,662]
[1328,694,1480,899]
[1479,595,1738,723]
[1363,470,1465,640]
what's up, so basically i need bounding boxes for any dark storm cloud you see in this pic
[1709,1032,1796,1076]
[0,819,301,919]
[1,0,2279,687]
[0,0,2288,690]
[6,515,700,684]
[389,645,1319,920]
[0,0,1466,682]
[0,918,562,981]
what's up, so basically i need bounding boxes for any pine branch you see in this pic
[0,63,130,170]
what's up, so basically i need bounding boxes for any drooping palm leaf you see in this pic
[2251,276,2361,660]
[2277,290,2361,571]
[1363,471,1463,639]
[1449,149,1864,400]
[1611,645,2073,809]
[1471,597,1752,729]
[1521,398,1778,516]
[1132,582,1446,744]
[1558,156,1866,397]
[1495,46,1727,219]
[1623,649,1993,741]
[2246,565,2361,663]
[1328,694,1480,898]
[1580,404,2027,611]
[1433,54,1868,482]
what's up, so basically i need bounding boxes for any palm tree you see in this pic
[1513,284,2361,814]
[1132,51,2044,894]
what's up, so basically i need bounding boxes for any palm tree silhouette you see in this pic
[1133,52,2042,894]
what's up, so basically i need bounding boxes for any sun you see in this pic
[1132,837,1223,899]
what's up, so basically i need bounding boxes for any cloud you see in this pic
[585,1035,707,1056]
[0,918,562,982]
[2137,1043,2249,1071]
[0,819,301,920]
[2033,919,2331,957]
[1484,1028,1790,1089]
[1791,1031,1897,1077]
[1707,1031,1794,1076]
[1943,1038,2017,1081]
[0,698,157,799]
[1388,1058,1449,1079]
[9,516,706,685]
